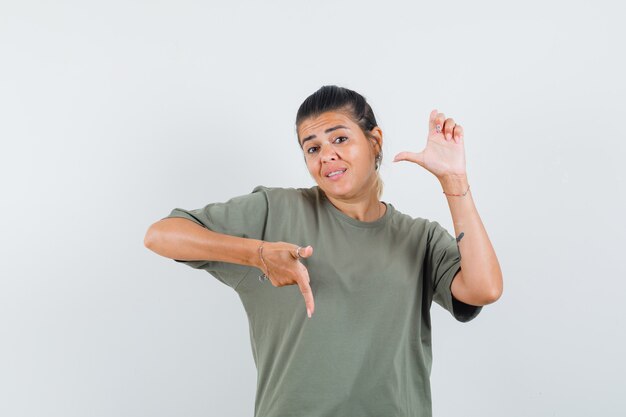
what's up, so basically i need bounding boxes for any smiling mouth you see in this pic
[325,168,347,179]
[325,168,348,181]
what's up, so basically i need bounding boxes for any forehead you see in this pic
[298,111,356,139]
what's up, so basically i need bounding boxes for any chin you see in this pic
[319,181,355,198]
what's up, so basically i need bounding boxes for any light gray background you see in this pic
[1,0,624,416]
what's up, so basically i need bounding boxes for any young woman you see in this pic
[145,85,503,417]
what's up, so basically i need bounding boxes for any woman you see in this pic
[144,85,503,417]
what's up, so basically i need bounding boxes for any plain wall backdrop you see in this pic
[1,0,625,416]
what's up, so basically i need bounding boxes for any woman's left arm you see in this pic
[439,173,503,306]
[394,109,503,306]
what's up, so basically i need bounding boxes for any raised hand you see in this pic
[258,242,315,318]
[392,109,467,179]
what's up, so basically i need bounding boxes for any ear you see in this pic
[369,126,383,152]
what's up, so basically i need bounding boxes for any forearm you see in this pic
[439,174,503,303]
[144,218,262,269]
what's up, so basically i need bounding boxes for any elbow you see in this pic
[483,280,503,305]
[485,289,502,305]
[144,232,153,249]
[469,279,503,306]
[144,223,161,250]
[457,272,503,306]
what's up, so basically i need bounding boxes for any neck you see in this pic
[323,190,386,222]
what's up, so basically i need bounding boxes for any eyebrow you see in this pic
[300,125,350,148]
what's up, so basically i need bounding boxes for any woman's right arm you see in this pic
[144,218,263,269]
[144,217,316,317]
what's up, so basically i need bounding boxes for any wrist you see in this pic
[438,173,469,196]
[248,239,265,269]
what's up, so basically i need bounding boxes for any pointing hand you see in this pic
[258,242,315,318]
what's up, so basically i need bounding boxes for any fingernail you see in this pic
[307,309,312,318]
[446,133,452,141]
[436,125,442,133]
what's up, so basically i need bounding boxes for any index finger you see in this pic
[296,269,315,318]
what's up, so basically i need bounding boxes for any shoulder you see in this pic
[389,205,448,232]
[388,204,430,233]
[387,207,452,251]
[250,184,320,205]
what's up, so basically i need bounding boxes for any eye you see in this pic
[305,137,348,155]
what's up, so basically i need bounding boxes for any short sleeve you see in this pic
[162,185,269,290]
[426,220,482,323]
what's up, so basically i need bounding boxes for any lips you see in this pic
[324,168,347,182]
[323,167,348,177]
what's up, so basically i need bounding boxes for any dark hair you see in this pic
[295,85,384,198]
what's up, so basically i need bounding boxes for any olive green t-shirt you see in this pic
[165,185,482,417]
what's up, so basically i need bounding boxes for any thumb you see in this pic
[393,151,425,168]
[296,245,313,259]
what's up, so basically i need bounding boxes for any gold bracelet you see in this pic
[443,184,470,197]
[258,242,270,282]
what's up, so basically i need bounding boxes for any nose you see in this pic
[319,143,338,162]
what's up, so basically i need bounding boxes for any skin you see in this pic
[259,110,385,318]
[297,110,385,222]
[147,108,502,317]
[260,109,503,318]
[394,109,503,306]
